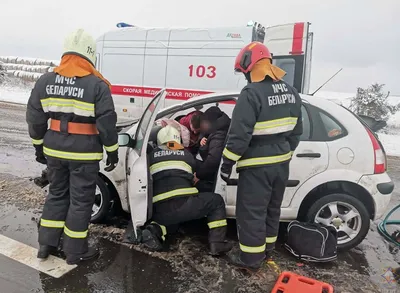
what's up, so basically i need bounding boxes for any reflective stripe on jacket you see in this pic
[223,77,303,170]
[149,147,198,203]
[26,72,118,162]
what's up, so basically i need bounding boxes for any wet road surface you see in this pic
[0,101,400,293]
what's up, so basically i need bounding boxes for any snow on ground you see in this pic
[0,85,31,104]
[1,86,400,156]
[378,133,400,156]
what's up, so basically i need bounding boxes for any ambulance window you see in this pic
[300,105,311,141]
[273,58,295,87]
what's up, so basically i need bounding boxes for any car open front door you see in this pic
[126,89,167,239]
[262,22,313,94]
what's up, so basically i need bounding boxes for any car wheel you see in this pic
[305,193,370,251]
[90,176,112,224]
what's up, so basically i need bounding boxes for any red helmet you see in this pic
[234,42,272,73]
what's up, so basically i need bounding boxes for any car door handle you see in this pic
[296,153,321,158]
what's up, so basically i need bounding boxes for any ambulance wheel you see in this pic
[305,193,370,251]
[90,176,112,224]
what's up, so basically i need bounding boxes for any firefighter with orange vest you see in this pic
[220,42,303,270]
[26,29,119,265]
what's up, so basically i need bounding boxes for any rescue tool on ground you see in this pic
[140,125,233,255]
[26,28,119,265]
[220,41,303,270]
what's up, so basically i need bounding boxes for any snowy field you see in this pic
[1,84,399,156]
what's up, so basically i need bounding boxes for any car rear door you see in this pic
[126,89,167,232]
[214,103,330,210]
[281,103,329,207]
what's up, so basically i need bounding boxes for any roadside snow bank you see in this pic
[0,85,31,104]
[378,133,400,156]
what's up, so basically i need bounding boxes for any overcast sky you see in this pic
[0,0,399,94]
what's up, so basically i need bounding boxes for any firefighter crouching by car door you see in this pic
[220,42,303,270]
[26,29,119,265]
[141,125,233,256]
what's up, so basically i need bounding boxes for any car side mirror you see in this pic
[118,133,135,148]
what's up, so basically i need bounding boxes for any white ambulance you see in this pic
[95,21,313,119]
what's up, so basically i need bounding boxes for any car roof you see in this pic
[179,91,333,107]
[158,91,343,118]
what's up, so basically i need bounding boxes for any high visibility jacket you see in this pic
[222,77,303,170]
[26,72,118,162]
[149,147,198,204]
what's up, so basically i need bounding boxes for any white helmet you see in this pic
[63,29,96,66]
[157,125,183,149]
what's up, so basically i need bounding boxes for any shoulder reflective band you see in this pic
[64,226,88,239]
[222,148,241,162]
[150,161,192,175]
[207,219,227,229]
[104,143,119,152]
[32,138,44,145]
[40,218,65,228]
[239,243,266,253]
[41,97,95,117]
[237,152,292,168]
[153,187,198,203]
[43,147,103,161]
[253,117,298,135]
[266,236,277,244]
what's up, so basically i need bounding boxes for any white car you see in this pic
[92,89,394,251]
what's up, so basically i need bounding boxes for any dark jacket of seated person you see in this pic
[195,106,231,192]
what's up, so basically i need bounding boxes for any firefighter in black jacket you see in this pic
[26,29,119,265]
[220,42,303,270]
[142,125,232,255]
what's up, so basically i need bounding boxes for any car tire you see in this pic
[305,193,370,251]
[90,176,112,224]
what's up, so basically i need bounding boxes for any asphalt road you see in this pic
[0,101,400,293]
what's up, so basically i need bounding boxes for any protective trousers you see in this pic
[151,192,228,243]
[236,162,289,265]
[38,157,99,255]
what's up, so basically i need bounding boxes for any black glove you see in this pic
[220,162,233,183]
[34,145,47,165]
[104,151,119,172]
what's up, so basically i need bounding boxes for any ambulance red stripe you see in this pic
[111,85,236,104]
[290,22,305,55]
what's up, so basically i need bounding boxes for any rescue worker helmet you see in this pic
[157,125,182,147]
[62,29,97,66]
[234,42,272,74]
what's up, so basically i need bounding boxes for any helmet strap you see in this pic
[244,72,252,83]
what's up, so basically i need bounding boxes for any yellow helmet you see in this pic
[157,125,183,150]
[63,29,96,66]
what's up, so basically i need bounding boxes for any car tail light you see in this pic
[365,127,386,174]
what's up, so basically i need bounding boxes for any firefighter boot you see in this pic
[66,247,100,265]
[208,221,232,256]
[227,251,265,272]
[209,241,233,256]
[37,245,58,260]
[142,224,164,252]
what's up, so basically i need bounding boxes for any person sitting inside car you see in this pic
[194,106,231,192]
[141,125,232,256]
[178,110,203,154]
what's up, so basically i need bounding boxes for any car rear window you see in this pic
[319,111,344,139]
